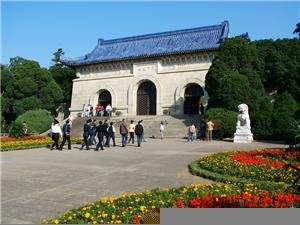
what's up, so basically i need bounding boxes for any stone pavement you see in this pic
[1,139,286,224]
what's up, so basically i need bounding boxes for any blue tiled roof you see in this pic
[61,21,229,66]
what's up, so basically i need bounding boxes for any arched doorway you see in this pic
[184,84,204,115]
[98,90,112,116]
[137,81,156,115]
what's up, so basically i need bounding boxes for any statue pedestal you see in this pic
[234,130,253,143]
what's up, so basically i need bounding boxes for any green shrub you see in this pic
[203,108,237,138]
[272,91,298,139]
[9,121,25,138]
[15,109,53,133]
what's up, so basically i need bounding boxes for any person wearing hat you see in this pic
[59,119,72,150]
[50,119,62,150]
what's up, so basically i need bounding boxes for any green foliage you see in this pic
[203,108,237,138]
[12,96,42,117]
[215,72,251,111]
[1,57,64,124]
[49,64,76,104]
[251,96,274,139]
[9,121,25,138]
[272,91,298,138]
[287,119,300,150]
[15,109,53,133]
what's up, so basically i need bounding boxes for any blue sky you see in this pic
[2,1,299,68]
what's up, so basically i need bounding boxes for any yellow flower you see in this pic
[68,216,72,220]
[85,212,91,218]
[93,221,97,224]
[112,215,116,219]
[54,219,59,224]
[140,206,146,212]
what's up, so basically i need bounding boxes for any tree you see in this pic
[39,80,64,114]
[293,22,300,38]
[272,91,298,138]
[214,71,251,111]
[52,48,65,66]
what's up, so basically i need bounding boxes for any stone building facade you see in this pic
[62,21,229,117]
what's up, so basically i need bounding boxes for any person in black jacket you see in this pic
[107,122,116,147]
[103,120,109,146]
[135,121,144,147]
[59,119,72,150]
[80,119,91,150]
[95,121,106,151]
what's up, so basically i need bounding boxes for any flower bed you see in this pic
[1,136,82,151]
[189,148,300,190]
[42,183,300,224]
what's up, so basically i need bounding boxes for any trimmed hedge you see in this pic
[15,109,53,133]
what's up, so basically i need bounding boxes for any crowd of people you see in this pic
[49,116,215,151]
[82,104,113,118]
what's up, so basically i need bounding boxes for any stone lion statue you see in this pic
[236,103,251,130]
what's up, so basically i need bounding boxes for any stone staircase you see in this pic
[71,115,201,138]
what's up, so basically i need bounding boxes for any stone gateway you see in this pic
[61,21,229,117]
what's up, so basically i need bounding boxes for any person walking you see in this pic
[187,123,196,142]
[107,122,116,147]
[120,119,128,147]
[135,121,144,147]
[103,120,109,146]
[206,120,214,141]
[50,119,62,150]
[80,119,91,150]
[59,119,72,150]
[95,121,106,151]
[160,121,165,140]
[139,120,147,142]
[128,120,135,144]
[88,119,97,146]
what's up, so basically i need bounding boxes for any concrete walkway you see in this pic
[1,139,286,224]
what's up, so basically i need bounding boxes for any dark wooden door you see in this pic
[137,81,156,115]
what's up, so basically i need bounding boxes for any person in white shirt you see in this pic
[128,120,135,144]
[50,119,62,150]
[160,121,165,140]
[106,104,112,117]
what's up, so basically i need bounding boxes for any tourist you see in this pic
[135,121,144,147]
[120,119,128,147]
[206,120,214,141]
[106,104,112,117]
[80,119,91,150]
[128,120,135,144]
[95,105,101,117]
[103,120,109,146]
[59,119,72,150]
[140,120,146,142]
[22,121,28,135]
[89,105,94,117]
[98,105,104,117]
[187,123,196,142]
[88,119,97,146]
[200,120,206,141]
[95,121,106,151]
[107,122,116,147]
[84,104,90,117]
[50,119,62,150]
[160,121,165,140]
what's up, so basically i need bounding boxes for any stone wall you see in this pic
[69,52,214,117]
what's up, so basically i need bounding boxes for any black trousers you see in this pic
[60,135,71,149]
[128,132,134,144]
[137,135,142,147]
[51,133,60,149]
[108,135,116,147]
[96,136,104,150]
[81,135,90,150]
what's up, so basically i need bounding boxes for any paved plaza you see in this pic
[1,139,286,224]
